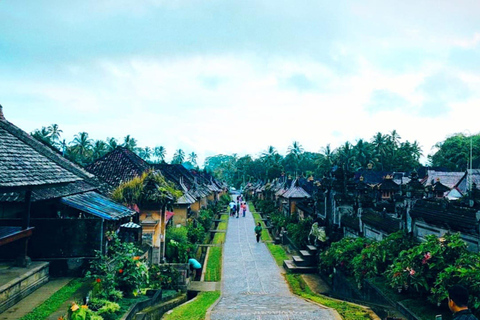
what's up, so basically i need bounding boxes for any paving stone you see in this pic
[210,204,337,320]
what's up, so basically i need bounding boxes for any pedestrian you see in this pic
[236,202,240,218]
[254,222,262,243]
[188,257,202,280]
[448,285,478,319]
[242,202,247,217]
[232,204,236,217]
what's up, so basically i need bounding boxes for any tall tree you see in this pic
[92,140,107,160]
[123,135,138,151]
[70,132,93,164]
[139,147,152,161]
[106,137,118,152]
[188,152,198,166]
[154,146,167,163]
[47,124,63,147]
[172,149,185,164]
[31,126,53,147]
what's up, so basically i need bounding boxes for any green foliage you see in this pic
[187,221,206,244]
[319,237,372,276]
[162,291,221,320]
[86,232,147,299]
[352,231,415,285]
[111,170,182,207]
[89,299,120,320]
[219,193,231,206]
[286,216,313,248]
[149,264,180,290]
[385,233,467,295]
[429,133,480,171]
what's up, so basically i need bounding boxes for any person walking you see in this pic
[236,202,240,218]
[254,222,263,243]
[448,285,478,319]
[242,202,247,217]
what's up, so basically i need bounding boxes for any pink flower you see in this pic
[409,269,416,276]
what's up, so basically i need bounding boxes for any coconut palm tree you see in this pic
[70,132,93,164]
[188,152,198,166]
[47,124,63,146]
[106,137,118,152]
[154,146,167,163]
[92,140,107,160]
[287,141,304,175]
[31,126,53,146]
[123,135,138,152]
[139,147,152,161]
[172,149,185,164]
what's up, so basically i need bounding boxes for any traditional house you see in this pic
[280,178,311,215]
[409,199,480,252]
[0,106,136,266]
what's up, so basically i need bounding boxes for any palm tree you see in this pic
[139,147,152,161]
[154,146,167,163]
[31,126,53,146]
[188,152,198,166]
[70,132,93,164]
[47,124,63,146]
[106,137,118,152]
[123,135,138,151]
[288,141,304,175]
[92,140,107,160]
[172,149,185,164]
[371,132,389,170]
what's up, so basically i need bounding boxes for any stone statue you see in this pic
[308,222,327,246]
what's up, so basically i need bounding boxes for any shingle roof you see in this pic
[86,147,151,188]
[282,179,311,199]
[0,180,97,202]
[410,199,479,235]
[0,120,81,189]
[422,170,464,189]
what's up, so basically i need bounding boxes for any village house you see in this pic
[0,106,136,312]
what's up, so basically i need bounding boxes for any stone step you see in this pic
[299,250,313,259]
[292,255,310,267]
[306,245,318,253]
[283,260,317,274]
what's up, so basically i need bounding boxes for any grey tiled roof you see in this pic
[0,120,81,189]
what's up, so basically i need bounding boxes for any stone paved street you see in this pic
[210,202,337,320]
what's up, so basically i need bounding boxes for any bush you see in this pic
[166,226,196,263]
[319,237,372,276]
[286,216,313,247]
[352,231,415,285]
[186,221,206,244]
[149,264,180,290]
[89,299,120,320]
[385,233,468,295]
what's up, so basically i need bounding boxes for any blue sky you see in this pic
[1,1,480,165]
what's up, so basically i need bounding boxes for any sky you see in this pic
[1,0,480,166]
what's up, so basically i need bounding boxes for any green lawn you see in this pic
[19,279,84,320]
[204,247,222,281]
[266,243,290,266]
[286,273,371,320]
[163,291,221,320]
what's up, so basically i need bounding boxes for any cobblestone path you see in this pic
[210,203,337,320]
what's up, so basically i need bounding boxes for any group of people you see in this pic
[229,195,247,218]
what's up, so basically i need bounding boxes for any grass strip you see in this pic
[212,232,225,244]
[217,221,227,231]
[285,273,371,320]
[252,211,272,242]
[163,291,221,320]
[204,247,222,281]
[19,279,84,320]
[266,243,290,266]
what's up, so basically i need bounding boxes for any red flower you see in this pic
[119,269,123,274]
[96,278,101,283]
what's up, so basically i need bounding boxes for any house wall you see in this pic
[172,205,188,226]
[414,221,480,252]
[191,201,201,212]
[140,210,161,248]
[363,225,386,241]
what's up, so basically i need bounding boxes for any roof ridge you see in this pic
[0,120,97,183]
